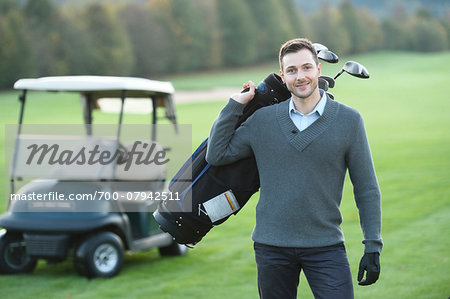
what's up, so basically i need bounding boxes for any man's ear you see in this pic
[317,63,322,76]
[279,69,285,83]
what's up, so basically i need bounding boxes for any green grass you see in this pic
[0,51,449,298]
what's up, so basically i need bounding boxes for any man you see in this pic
[206,38,382,299]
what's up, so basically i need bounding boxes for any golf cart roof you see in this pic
[13,75,178,130]
[13,76,174,98]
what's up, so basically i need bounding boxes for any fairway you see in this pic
[0,51,449,298]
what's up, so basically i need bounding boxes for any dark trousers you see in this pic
[254,242,354,299]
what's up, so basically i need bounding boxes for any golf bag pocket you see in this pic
[200,190,240,223]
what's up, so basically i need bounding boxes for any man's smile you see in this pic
[295,81,310,89]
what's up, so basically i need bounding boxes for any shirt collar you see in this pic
[289,90,327,116]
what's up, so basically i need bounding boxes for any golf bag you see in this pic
[153,73,291,244]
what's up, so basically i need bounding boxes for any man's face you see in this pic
[280,49,321,101]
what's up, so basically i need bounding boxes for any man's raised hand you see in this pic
[230,80,256,105]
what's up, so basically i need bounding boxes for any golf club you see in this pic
[313,43,328,53]
[320,75,335,88]
[318,77,329,91]
[318,77,335,101]
[334,61,370,80]
[318,50,339,63]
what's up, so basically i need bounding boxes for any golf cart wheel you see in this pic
[159,240,188,256]
[0,233,37,274]
[74,232,124,278]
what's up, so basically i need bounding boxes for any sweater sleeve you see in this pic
[206,99,253,166]
[346,114,383,254]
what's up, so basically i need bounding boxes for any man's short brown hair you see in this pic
[279,38,319,69]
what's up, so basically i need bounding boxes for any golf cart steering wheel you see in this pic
[117,143,130,165]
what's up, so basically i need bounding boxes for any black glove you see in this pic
[357,252,380,286]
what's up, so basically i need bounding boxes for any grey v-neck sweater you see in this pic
[206,95,382,253]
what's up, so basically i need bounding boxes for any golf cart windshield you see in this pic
[9,76,183,191]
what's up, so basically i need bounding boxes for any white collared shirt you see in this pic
[288,91,327,131]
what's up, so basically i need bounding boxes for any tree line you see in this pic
[0,0,449,89]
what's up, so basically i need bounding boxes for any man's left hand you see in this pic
[357,252,380,286]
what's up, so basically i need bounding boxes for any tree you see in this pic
[246,0,294,61]
[410,18,448,52]
[166,0,210,71]
[278,0,307,38]
[149,0,212,73]
[309,4,351,55]
[381,19,413,50]
[338,0,382,53]
[57,5,97,75]
[0,0,19,14]
[438,11,450,50]
[357,9,383,52]
[24,0,56,25]
[191,0,223,69]
[80,3,134,76]
[120,2,171,76]
[23,0,70,75]
[338,1,362,53]
[0,9,34,89]
[381,4,414,51]
[216,0,258,66]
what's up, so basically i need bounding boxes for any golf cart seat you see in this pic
[114,140,166,181]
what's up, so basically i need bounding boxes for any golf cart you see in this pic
[0,76,188,278]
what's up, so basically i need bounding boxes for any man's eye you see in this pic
[287,69,296,74]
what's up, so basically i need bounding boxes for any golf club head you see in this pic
[313,43,328,53]
[318,50,339,63]
[318,77,329,91]
[343,61,369,78]
[326,92,334,99]
[320,76,335,88]
[334,61,370,80]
